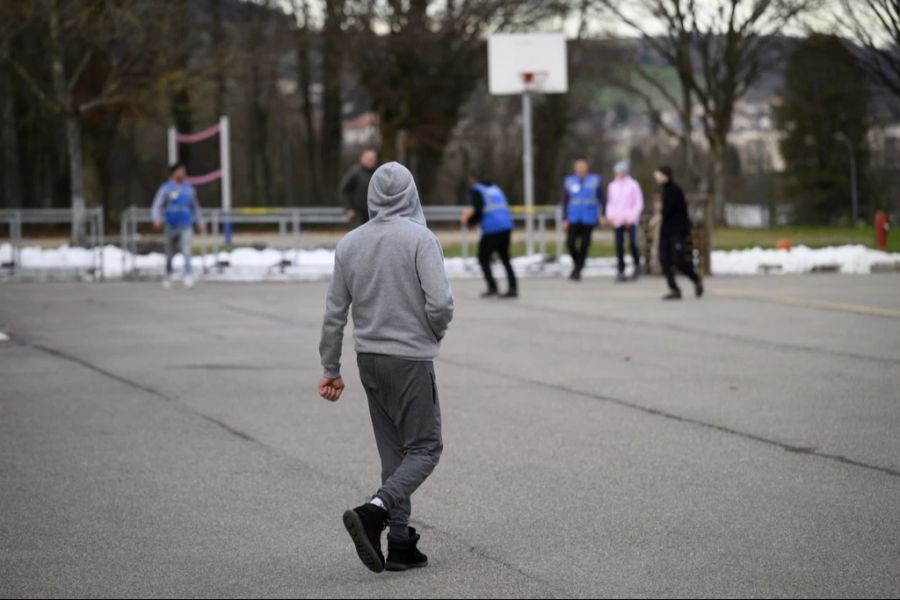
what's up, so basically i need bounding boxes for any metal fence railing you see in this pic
[1,204,565,280]
[119,205,564,278]
[0,208,105,279]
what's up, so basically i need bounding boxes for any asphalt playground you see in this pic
[1,273,899,598]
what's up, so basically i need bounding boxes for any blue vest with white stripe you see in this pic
[564,174,601,225]
[473,183,513,235]
[160,181,196,228]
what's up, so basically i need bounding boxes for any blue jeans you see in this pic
[164,225,193,276]
[614,224,640,275]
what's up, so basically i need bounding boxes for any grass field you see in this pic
[441,226,898,258]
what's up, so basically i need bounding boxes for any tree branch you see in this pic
[3,54,64,113]
[67,48,93,91]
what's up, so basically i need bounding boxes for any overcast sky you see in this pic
[274,0,874,45]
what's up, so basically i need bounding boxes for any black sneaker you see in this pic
[385,527,428,572]
[480,289,499,298]
[501,288,518,299]
[663,290,682,301]
[343,503,389,573]
[695,279,704,298]
[570,270,582,282]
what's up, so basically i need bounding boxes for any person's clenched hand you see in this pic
[318,376,345,402]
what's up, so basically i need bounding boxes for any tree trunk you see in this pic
[321,0,346,199]
[294,0,321,202]
[64,115,86,243]
[680,85,698,188]
[47,0,86,243]
[170,0,193,165]
[535,94,570,206]
[0,49,22,208]
[248,6,272,205]
[212,0,227,119]
[379,121,399,163]
[713,141,728,225]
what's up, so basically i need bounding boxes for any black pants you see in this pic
[479,230,517,291]
[615,225,641,275]
[659,232,700,291]
[567,223,593,273]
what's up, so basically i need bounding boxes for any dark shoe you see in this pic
[501,288,518,299]
[663,290,682,301]
[570,270,582,281]
[480,288,499,298]
[615,273,628,283]
[631,270,641,281]
[695,279,704,298]
[343,503,389,573]
[385,527,428,572]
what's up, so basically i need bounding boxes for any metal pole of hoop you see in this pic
[521,72,536,256]
[220,116,233,244]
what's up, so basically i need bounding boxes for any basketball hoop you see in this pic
[520,71,548,93]
[487,32,568,256]
[488,33,566,95]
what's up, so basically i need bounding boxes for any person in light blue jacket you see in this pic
[151,163,204,288]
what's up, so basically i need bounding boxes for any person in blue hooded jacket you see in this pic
[151,163,204,288]
[560,158,604,281]
[462,173,517,298]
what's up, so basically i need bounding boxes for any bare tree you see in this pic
[0,36,22,208]
[0,0,156,242]
[321,0,347,197]
[290,0,323,201]
[348,0,566,197]
[211,0,228,119]
[605,36,700,186]
[595,0,816,225]
[246,0,276,204]
[840,0,900,105]
[165,0,195,164]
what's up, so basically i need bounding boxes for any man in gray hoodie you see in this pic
[318,162,454,574]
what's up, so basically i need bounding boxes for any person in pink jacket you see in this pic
[605,161,645,281]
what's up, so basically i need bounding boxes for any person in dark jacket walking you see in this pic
[655,166,703,300]
[338,148,378,228]
[319,163,454,574]
[461,174,517,298]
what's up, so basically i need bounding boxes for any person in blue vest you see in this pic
[561,158,604,281]
[462,173,517,298]
[151,162,204,289]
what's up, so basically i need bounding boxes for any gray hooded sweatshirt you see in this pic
[319,162,454,378]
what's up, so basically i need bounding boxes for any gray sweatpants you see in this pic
[357,353,443,536]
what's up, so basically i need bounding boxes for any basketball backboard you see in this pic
[488,32,568,95]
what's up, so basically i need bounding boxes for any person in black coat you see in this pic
[654,166,703,300]
[339,148,378,228]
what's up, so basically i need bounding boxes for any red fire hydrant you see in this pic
[875,210,889,251]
